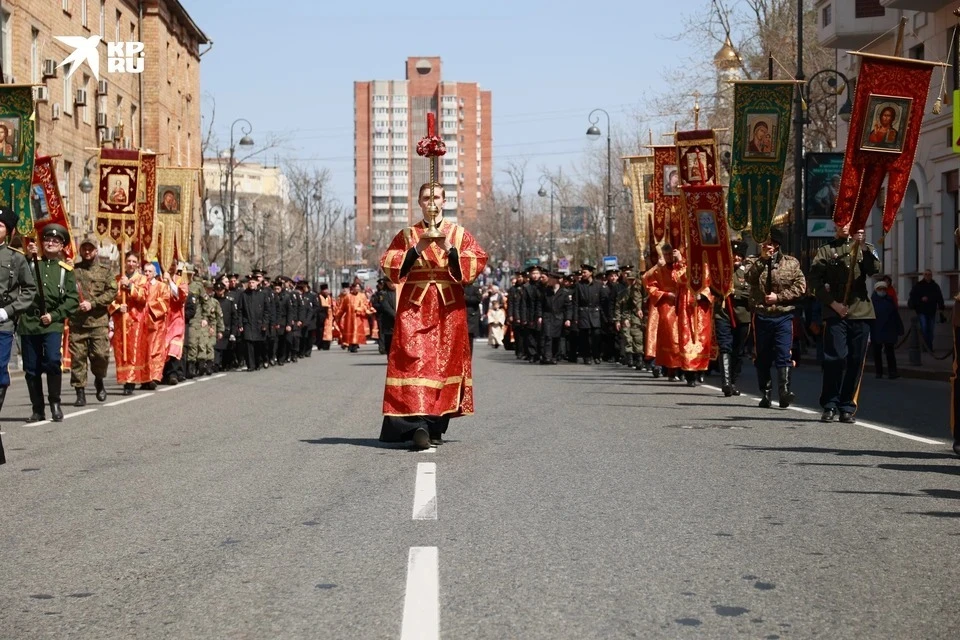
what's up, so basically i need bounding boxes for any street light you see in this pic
[586,108,613,257]
[511,203,522,265]
[304,187,322,285]
[538,173,558,271]
[792,67,852,268]
[226,118,254,274]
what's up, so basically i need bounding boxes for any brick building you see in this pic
[0,0,208,254]
[354,56,493,250]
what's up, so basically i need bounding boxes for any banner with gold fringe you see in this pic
[136,152,157,261]
[676,129,718,187]
[0,85,37,236]
[623,154,654,268]
[155,167,196,270]
[652,145,681,247]
[727,81,794,242]
[679,184,733,296]
[834,53,938,236]
[96,148,140,243]
[31,155,74,259]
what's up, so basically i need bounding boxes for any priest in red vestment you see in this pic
[644,244,684,379]
[109,251,146,395]
[132,262,170,389]
[335,282,374,352]
[379,182,488,448]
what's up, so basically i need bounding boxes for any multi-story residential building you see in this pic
[816,0,960,296]
[354,56,493,248]
[0,0,207,253]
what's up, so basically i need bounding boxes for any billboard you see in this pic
[560,206,591,234]
[804,152,844,219]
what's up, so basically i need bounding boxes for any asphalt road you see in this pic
[1,345,958,639]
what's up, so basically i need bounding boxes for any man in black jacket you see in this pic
[541,272,574,364]
[464,281,483,355]
[908,269,945,351]
[237,277,266,371]
[574,264,606,364]
[522,266,543,362]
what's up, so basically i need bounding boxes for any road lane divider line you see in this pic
[158,381,196,392]
[401,546,439,640]
[104,393,154,407]
[64,408,98,420]
[211,373,227,379]
[413,463,437,520]
[22,420,51,428]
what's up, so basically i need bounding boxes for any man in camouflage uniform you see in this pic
[185,276,210,378]
[808,222,880,423]
[615,265,648,370]
[745,228,806,409]
[0,207,37,463]
[196,279,224,375]
[69,236,117,406]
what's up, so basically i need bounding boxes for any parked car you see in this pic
[355,268,378,281]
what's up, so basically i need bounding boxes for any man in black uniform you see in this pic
[213,281,237,371]
[714,240,753,396]
[507,273,525,358]
[541,271,574,364]
[808,223,880,423]
[574,264,606,364]
[237,276,267,371]
[562,273,578,362]
[376,278,397,354]
[464,280,483,355]
[522,266,543,362]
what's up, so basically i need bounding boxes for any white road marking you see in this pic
[412,463,437,520]
[64,408,98,420]
[702,384,721,392]
[401,547,439,640]
[158,381,196,392]
[212,373,227,379]
[789,407,817,415]
[104,393,154,407]
[22,420,50,428]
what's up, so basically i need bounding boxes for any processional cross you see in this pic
[416,112,447,238]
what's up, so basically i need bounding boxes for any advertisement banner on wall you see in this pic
[804,152,844,219]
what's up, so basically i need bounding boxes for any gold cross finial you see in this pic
[691,91,702,129]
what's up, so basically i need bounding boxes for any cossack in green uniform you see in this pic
[69,236,117,406]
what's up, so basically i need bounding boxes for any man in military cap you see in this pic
[69,236,117,406]
[745,228,806,408]
[197,278,224,375]
[615,265,648,370]
[541,271,573,364]
[213,280,237,371]
[574,264,606,364]
[316,282,334,350]
[20,223,78,422]
[0,207,37,460]
[808,222,880,423]
[521,265,543,362]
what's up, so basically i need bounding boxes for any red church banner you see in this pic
[834,53,938,236]
[96,148,140,244]
[31,155,73,259]
[135,152,157,260]
[652,145,681,245]
[680,184,733,296]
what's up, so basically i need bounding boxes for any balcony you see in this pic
[816,0,900,50]
[881,0,952,11]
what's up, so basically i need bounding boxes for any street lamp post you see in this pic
[586,108,613,257]
[226,118,254,274]
[538,172,559,271]
[304,188,321,284]
[511,203,522,265]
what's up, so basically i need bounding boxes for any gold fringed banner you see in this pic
[623,154,655,268]
[155,167,196,270]
[31,155,73,259]
[676,130,718,187]
[136,152,157,261]
[0,85,37,236]
[96,148,140,244]
[652,145,681,246]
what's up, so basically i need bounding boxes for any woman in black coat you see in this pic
[463,283,483,353]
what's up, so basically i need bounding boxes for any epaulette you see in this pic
[7,246,23,255]
[58,260,73,271]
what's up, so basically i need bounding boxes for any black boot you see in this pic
[651,365,662,378]
[74,387,86,407]
[123,383,134,396]
[185,361,194,380]
[25,375,45,422]
[94,377,107,401]
[48,371,64,422]
[777,367,796,408]
[758,369,773,408]
[0,386,7,465]
[730,356,743,396]
[720,353,734,397]
[685,371,697,387]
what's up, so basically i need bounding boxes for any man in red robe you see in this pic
[109,251,146,395]
[379,182,488,448]
[644,244,684,380]
[335,281,373,352]
[132,262,170,389]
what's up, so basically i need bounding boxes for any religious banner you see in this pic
[652,145,681,245]
[136,152,157,261]
[155,166,196,269]
[834,53,939,236]
[96,148,140,244]
[0,85,37,236]
[680,184,734,296]
[727,81,794,242]
[31,155,74,259]
[675,129,718,187]
[623,154,654,267]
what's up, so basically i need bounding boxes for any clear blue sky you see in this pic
[186,0,703,206]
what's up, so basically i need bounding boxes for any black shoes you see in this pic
[50,401,63,423]
[412,427,431,449]
[74,388,86,407]
[777,367,795,408]
[839,411,856,424]
[953,441,960,458]
[820,408,837,423]
[28,412,45,422]
[94,377,107,401]
[122,383,134,396]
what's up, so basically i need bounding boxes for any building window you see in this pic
[0,10,10,82]
[100,1,105,35]
[63,0,71,12]
[131,104,137,146]
[115,10,122,42]
[31,29,40,83]
[63,161,73,214]
[909,44,924,61]
[855,0,884,19]
[81,0,88,27]
[822,4,832,27]
[64,69,74,115]
[81,74,91,124]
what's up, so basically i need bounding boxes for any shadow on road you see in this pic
[735,445,958,460]
[300,437,419,451]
